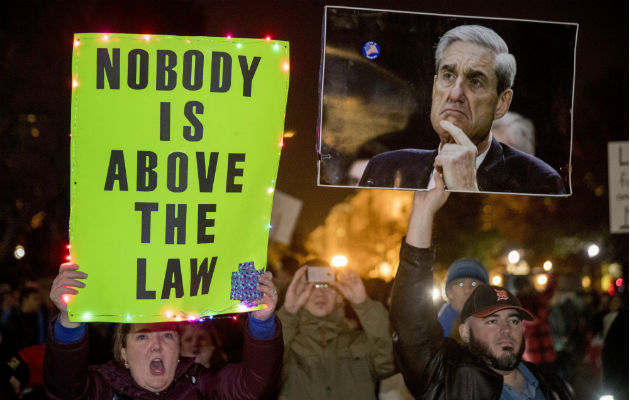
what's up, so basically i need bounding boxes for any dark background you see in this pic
[0,0,627,281]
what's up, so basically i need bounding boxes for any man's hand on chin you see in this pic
[434,120,479,191]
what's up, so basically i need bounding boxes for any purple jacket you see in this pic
[44,316,283,400]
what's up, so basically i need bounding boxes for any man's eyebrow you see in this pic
[439,64,457,73]
[464,69,489,81]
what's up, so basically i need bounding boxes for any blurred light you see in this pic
[265,223,272,230]
[267,187,274,194]
[582,276,592,289]
[185,39,191,43]
[27,114,37,123]
[73,38,80,47]
[226,34,233,39]
[232,316,238,321]
[102,34,109,41]
[283,130,295,138]
[66,244,72,250]
[125,314,132,321]
[432,287,441,301]
[187,314,198,321]
[615,278,623,287]
[165,310,173,319]
[508,250,520,264]
[273,43,280,51]
[378,262,393,278]
[72,78,79,88]
[62,294,72,304]
[31,128,40,138]
[599,395,614,400]
[491,275,503,286]
[66,255,72,261]
[14,245,25,259]
[142,34,151,42]
[331,255,348,268]
[279,137,284,148]
[264,35,272,41]
[236,43,242,49]
[282,61,290,73]
[587,244,600,258]
[30,211,46,229]
[543,261,552,271]
[82,313,91,320]
[536,274,548,286]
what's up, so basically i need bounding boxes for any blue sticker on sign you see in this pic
[362,41,381,60]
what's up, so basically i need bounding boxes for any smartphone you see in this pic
[307,266,335,283]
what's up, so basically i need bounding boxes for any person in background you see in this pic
[1,287,49,355]
[277,259,396,399]
[44,262,283,399]
[513,275,558,374]
[491,111,536,156]
[438,258,489,340]
[179,320,228,373]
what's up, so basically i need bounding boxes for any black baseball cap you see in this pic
[460,284,534,322]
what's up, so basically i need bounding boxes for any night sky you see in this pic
[0,0,627,280]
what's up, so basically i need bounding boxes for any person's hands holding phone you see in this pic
[331,268,367,305]
[283,266,315,314]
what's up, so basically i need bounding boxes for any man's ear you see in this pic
[459,322,470,343]
[494,89,513,120]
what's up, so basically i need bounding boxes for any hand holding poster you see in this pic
[68,33,289,323]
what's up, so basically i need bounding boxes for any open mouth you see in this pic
[149,359,165,376]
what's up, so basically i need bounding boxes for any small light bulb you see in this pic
[143,34,151,42]
[236,43,243,49]
[73,38,80,47]
[103,34,109,41]
[265,35,272,41]
[62,294,72,304]
[267,187,274,194]
[282,61,290,73]
[226,34,233,39]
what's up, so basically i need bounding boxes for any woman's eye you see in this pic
[136,334,147,340]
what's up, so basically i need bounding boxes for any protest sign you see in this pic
[68,33,290,322]
[318,7,575,196]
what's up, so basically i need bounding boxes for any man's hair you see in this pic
[435,25,516,94]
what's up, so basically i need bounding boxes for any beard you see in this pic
[467,331,525,371]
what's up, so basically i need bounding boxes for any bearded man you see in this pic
[389,174,573,399]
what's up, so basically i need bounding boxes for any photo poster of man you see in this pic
[317,6,577,196]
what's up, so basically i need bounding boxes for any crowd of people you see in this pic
[1,198,626,399]
[0,23,627,399]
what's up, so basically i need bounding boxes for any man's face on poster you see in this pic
[430,40,511,147]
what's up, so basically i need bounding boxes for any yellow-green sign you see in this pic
[68,33,289,323]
